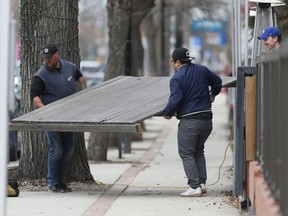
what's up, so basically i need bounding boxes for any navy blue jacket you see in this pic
[163,63,222,119]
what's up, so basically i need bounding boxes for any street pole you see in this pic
[125,0,132,76]
[8,19,17,113]
[244,0,249,66]
[232,0,243,197]
[0,0,10,214]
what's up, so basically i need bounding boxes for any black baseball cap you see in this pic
[171,47,195,62]
[41,44,58,58]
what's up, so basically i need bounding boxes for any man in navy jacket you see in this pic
[163,47,222,197]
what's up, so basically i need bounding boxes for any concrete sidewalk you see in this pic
[6,93,248,216]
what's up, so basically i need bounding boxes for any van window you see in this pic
[80,61,103,73]
[80,61,105,87]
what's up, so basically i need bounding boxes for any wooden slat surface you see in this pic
[10,76,236,132]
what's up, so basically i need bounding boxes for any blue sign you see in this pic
[193,36,202,46]
[192,20,226,33]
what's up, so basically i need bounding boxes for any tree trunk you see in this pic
[87,132,109,161]
[141,1,171,77]
[130,0,155,77]
[105,0,132,80]
[87,0,155,161]
[66,133,93,181]
[19,0,93,182]
[87,0,132,161]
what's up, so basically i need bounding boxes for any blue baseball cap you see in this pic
[257,27,281,40]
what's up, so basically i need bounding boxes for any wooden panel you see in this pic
[222,76,236,87]
[10,76,236,132]
[9,122,142,133]
[245,76,256,161]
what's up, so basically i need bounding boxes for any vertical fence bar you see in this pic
[234,67,256,196]
[256,49,288,215]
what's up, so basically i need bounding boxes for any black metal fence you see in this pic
[256,49,288,216]
[234,67,256,196]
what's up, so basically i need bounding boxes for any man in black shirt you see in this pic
[30,44,86,193]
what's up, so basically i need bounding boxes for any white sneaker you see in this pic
[180,187,202,197]
[201,184,207,194]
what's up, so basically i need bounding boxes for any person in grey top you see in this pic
[257,26,282,51]
[30,44,86,193]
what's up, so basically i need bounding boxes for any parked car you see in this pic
[83,71,105,87]
[80,60,103,72]
[14,60,21,102]
[80,60,105,87]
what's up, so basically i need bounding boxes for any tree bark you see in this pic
[87,0,132,161]
[141,1,171,77]
[87,0,155,161]
[130,0,155,77]
[19,0,93,182]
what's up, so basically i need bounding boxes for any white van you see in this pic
[80,60,105,87]
[80,61,103,73]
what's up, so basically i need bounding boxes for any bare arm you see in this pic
[77,76,87,90]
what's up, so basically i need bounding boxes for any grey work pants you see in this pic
[177,118,212,189]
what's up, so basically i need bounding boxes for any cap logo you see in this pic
[44,48,49,54]
[186,51,189,57]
